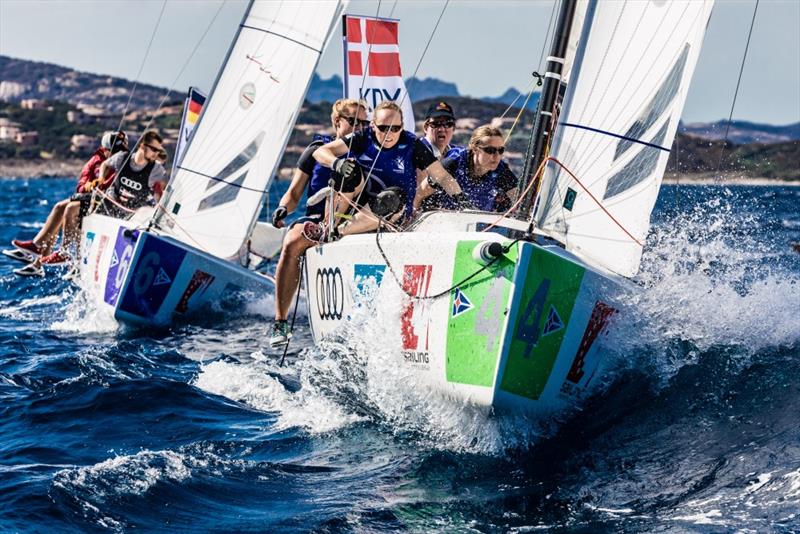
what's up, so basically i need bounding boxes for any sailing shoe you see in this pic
[40,250,71,265]
[268,320,292,348]
[11,239,41,256]
[301,221,324,243]
[14,263,44,278]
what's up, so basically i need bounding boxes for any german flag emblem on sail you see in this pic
[187,88,206,125]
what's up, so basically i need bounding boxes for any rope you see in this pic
[715,0,760,179]
[480,156,549,233]
[279,255,304,367]
[374,222,520,301]
[545,156,643,246]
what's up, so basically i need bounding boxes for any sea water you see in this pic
[0,177,798,532]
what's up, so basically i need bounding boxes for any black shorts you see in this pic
[69,192,93,219]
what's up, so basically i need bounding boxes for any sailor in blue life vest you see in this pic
[419,101,458,160]
[416,125,518,213]
[309,100,470,239]
[269,99,369,348]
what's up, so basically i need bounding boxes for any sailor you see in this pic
[95,130,168,219]
[417,125,518,213]
[10,131,128,276]
[419,101,458,159]
[268,99,369,347]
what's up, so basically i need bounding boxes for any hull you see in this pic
[78,210,273,327]
[304,212,627,415]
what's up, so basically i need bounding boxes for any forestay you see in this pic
[533,0,714,277]
[157,0,346,260]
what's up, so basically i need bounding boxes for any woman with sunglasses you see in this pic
[417,125,518,213]
[311,101,465,234]
[269,99,368,348]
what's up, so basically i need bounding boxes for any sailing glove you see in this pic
[272,206,288,227]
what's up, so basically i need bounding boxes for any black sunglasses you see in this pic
[341,115,370,128]
[428,120,455,129]
[477,145,506,155]
[374,124,403,133]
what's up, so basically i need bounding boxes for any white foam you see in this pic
[50,289,119,333]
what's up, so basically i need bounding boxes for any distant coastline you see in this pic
[1,159,798,187]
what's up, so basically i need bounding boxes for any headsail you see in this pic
[157,1,346,260]
[533,0,714,277]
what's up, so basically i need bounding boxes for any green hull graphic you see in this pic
[445,241,517,387]
[500,245,585,400]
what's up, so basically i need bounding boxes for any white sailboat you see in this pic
[77,0,346,327]
[303,0,715,415]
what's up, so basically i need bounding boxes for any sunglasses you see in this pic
[374,124,403,133]
[144,143,164,153]
[428,120,455,129]
[340,115,370,128]
[478,145,506,155]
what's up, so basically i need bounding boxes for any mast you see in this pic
[516,0,578,218]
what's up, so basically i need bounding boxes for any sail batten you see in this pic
[157,1,346,260]
[533,0,715,277]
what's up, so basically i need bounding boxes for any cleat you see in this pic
[2,248,37,264]
[40,250,71,265]
[14,263,44,278]
[268,320,292,348]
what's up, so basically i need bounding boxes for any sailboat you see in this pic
[76,1,346,327]
[303,0,715,415]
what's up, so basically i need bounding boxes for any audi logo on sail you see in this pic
[316,267,343,320]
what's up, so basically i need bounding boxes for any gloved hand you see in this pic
[332,157,358,181]
[271,205,288,228]
[450,192,477,210]
[83,179,99,193]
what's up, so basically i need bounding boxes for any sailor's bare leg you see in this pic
[32,199,70,255]
[61,200,82,251]
[274,225,315,321]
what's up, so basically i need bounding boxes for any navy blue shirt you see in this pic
[296,134,332,217]
[430,147,517,212]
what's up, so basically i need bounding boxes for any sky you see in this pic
[1,0,798,125]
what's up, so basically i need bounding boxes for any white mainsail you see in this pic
[533,0,714,277]
[158,0,346,260]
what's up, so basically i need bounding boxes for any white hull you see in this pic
[78,210,274,327]
[304,212,628,416]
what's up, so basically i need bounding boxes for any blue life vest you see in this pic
[418,137,452,160]
[305,134,333,217]
[441,147,511,212]
[353,129,419,217]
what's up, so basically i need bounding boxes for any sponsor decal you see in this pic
[401,265,432,366]
[316,267,344,320]
[94,235,108,283]
[104,228,137,306]
[542,305,564,336]
[353,264,385,306]
[175,270,215,314]
[451,287,473,318]
[563,187,577,210]
[82,231,95,266]
[118,235,186,319]
[120,176,143,191]
[565,301,616,385]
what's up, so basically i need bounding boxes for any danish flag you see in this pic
[343,15,415,131]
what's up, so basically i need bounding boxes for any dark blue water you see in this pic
[1,177,798,532]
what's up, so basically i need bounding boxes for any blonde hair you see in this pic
[467,125,504,176]
[373,100,403,122]
[468,125,504,152]
[331,98,367,125]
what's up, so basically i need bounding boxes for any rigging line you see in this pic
[240,25,322,52]
[115,0,168,135]
[559,122,671,152]
[397,0,450,110]
[715,0,760,180]
[175,166,268,194]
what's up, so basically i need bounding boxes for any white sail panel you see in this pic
[159,1,345,260]
[534,0,714,277]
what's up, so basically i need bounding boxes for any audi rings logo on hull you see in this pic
[120,176,143,190]
[316,267,344,320]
